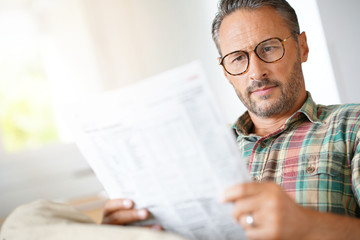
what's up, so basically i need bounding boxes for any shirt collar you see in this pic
[232,92,324,137]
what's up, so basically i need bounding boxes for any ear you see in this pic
[298,32,309,63]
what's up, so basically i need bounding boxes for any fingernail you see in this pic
[137,209,147,219]
[151,225,162,231]
[218,194,226,203]
[122,199,132,208]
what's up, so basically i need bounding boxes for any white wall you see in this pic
[80,0,244,124]
[288,0,340,105]
[316,0,360,104]
[34,0,104,140]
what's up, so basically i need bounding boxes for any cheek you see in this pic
[271,61,292,83]
[273,65,287,79]
[273,47,299,79]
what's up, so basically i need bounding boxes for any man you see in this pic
[213,0,360,239]
[1,1,359,240]
[102,0,360,239]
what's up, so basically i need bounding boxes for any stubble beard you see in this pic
[237,57,304,118]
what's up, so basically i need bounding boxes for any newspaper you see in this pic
[65,61,249,240]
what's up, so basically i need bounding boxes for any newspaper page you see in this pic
[65,61,250,240]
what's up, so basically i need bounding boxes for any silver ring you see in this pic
[245,214,254,227]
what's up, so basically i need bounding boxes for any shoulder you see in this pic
[317,103,360,121]
[316,104,360,142]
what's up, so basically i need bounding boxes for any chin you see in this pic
[252,100,283,116]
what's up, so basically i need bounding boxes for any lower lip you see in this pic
[252,87,277,96]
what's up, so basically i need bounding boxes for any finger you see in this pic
[238,211,263,230]
[245,226,273,240]
[103,199,134,216]
[239,214,253,230]
[221,183,262,203]
[148,224,163,231]
[129,224,163,231]
[233,197,261,221]
[102,208,149,225]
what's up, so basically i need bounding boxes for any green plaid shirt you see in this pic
[232,92,360,217]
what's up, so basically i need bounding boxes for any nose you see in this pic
[247,52,269,81]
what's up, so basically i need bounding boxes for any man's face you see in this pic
[218,7,309,118]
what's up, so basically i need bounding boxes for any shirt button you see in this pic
[260,142,267,148]
[306,165,316,174]
[252,176,260,182]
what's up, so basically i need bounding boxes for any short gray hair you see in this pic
[212,0,300,55]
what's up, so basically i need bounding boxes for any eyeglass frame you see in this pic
[219,35,293,76]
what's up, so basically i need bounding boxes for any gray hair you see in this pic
[212,0,300,55]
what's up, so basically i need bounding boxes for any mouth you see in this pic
[251,86,277,96]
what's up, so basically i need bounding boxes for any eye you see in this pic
[263,46,275,52]
[233,54,246,62]
[256,38,285,62]
[257,39,282,56]
[228,52,247,64]
[261,45,279,54]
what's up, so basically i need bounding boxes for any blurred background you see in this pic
[0,0,359,224]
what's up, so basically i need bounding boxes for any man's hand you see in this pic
[222,182,360,240]
[102,199,162,230]
[222,182,310,240]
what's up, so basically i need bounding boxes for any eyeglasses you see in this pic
[219,36,292,76]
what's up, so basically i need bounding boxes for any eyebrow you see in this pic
[232,35,286,54]
[225,41,256,56]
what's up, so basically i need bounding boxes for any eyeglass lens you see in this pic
[222,38,285,75]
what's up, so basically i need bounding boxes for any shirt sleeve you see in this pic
[351,129,360,205]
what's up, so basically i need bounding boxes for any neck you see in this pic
[249,113,293,136]
[249,93,307,137]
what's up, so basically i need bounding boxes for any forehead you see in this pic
[218,7,290,55]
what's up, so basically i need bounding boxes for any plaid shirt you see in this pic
[232,92,360,217]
